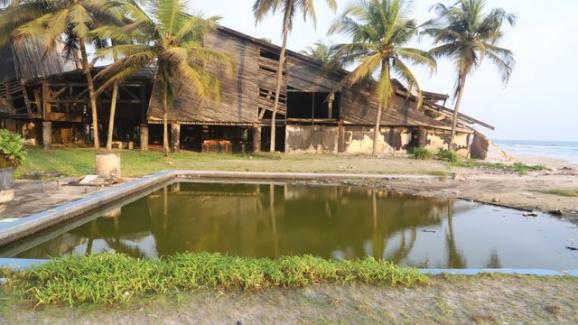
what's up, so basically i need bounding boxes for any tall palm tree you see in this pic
[94,0,233,155]
[301,40,342,72]
[425,0,516,150]
[253,0,337,152]
[329,0,436,157]
[0,0,123,150]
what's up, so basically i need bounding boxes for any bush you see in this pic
[436,149,458,163]
[0,129,25,169]
[410,148,433,160]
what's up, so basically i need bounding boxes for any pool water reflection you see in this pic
[6,182,578,270]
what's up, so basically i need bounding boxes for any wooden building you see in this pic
[0,26,493,156]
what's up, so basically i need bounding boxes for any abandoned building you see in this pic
[0,26,493,157]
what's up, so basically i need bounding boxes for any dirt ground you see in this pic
[2,276,577,324]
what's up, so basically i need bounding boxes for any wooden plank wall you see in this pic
[148,30,261,124]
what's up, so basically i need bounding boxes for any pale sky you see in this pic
[193,0,578,142]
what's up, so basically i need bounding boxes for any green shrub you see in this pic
[436,149,458,163]
[0,130,25,169]
[410,148,433,160]
[3,253,428,306]
[451,160,545,175]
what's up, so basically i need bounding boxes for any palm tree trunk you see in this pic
[106,49,120,153]
[106,82,119,153]
[79,38,100,150]
[449,74,467,150]
[372,101,383,157]
[269,7,291,153]
[372,62,389,158]
[162,81,169,156]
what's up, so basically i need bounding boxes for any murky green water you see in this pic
[4,182,578,269]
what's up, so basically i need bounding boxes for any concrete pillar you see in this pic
[170,122,181,153]
[337,122,345,153]
[418,127,428,148]
[140,124,149,151]
[42,121,52,150]
[252,126,261,153]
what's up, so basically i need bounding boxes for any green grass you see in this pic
[16,148,280,178]
[15,147,450,178]
[410,148,434,160]
[1,253,428,307]
[543,189,578,197]
[436,149,459,163]
[451,161,546,175]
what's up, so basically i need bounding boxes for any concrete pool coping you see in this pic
[0,170,443,247]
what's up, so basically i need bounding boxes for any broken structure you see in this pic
[0,26,493,156]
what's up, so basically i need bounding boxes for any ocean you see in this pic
[494,139,578,164]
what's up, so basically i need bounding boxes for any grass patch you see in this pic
[542,189,578,197]
[410,148,434,160]
[436,149,459,163]
[2,253,427,306]
[451,161,546,175]
[15,147,449,178]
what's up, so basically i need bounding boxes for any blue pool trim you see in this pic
[1,258,576,276]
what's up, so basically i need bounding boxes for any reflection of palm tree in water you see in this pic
[270,184,279,258]
[486,250,502,269]
[446,200,466,268]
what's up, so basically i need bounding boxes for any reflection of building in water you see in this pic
[14,182,486,267]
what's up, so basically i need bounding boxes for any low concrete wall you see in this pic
[425,129,471,157]
[341,126,412,156]
[285,125,339,154]
[284,124,473,157]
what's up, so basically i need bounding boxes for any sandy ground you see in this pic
[1,154,576,220]
[2,276,578,324]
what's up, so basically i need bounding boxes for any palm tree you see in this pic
[253,0,337,152]
[301,40,342,72]
[0,0,123,150]
[425,0,516,150]
[329,0,436,157]
[93,0,233,155]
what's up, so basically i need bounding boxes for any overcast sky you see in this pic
[193,0,578,142]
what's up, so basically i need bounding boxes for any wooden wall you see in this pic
[147,29,261,124]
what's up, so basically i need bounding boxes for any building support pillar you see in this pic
[252,126,262,153]
[171,122,181,153]
[418,127,428,148]
[140,123,149,151]
[42,121,52,150]
[337,121,345,153]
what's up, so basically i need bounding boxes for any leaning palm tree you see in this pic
[94,0,233,155]
[253,0,337,152]
[425,0,516,150]
[0,0,123,150]
[329,0,436,157]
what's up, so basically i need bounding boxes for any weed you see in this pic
[451,160,546,175]
[436,149,458,163]
[471,313,497,324]
[3,253,428,306]
[410,148,433,160]
[545,304,561,316]
[543,189,578,197]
